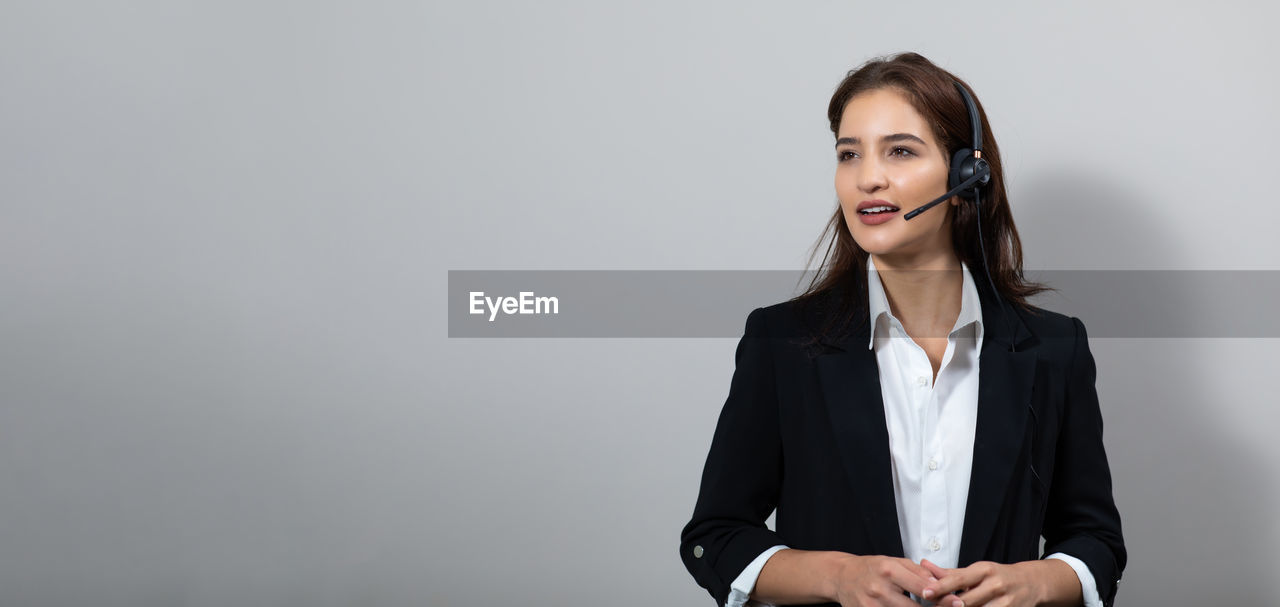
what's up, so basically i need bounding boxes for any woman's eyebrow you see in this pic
[834,133,927,148]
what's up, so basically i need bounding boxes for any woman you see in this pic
[678,53,1125,607]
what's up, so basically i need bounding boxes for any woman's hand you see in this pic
[831,554,964,607]
[919,558,1075,607]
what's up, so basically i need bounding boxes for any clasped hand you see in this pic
[833,555,1045,607]
[919,558,1045,607]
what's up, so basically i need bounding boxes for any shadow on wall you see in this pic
[1016,171,1271,605]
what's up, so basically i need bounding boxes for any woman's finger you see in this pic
[922,565,985,602]
[953,576,1003,607]
[905,559,938,581]
[895,560,963,606]
[892,559,936,594]
[920,558,950,580]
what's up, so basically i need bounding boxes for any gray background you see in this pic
[3,1,1277,605]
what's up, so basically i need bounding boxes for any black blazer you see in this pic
[679,279,1126,607]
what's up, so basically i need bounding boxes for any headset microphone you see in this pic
[901,170,989,220]
[903,81,991,221]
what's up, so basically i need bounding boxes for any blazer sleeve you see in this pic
[679,307,788,606]
[1041,316,1127,607]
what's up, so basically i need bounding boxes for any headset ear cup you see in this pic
[950,147,977,201]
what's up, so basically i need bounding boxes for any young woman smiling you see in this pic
[680,53,1125,607]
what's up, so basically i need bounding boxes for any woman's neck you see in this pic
[871,252,964,337]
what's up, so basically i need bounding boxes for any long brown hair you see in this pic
[792,52,1052,350]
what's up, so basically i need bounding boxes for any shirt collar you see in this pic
[866,255,984,352]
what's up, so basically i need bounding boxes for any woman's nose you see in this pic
[857,157,889,193]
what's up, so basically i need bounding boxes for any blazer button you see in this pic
[693,545,704,558]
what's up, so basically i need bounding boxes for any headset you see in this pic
[903,81,991,217]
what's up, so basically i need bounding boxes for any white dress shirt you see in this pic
[724,257,1101,607]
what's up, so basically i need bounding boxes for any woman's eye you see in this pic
[837,148,914,162]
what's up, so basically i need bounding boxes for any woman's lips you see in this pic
[858,209,899,225]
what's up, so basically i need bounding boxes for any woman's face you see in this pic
[835,87,958,264]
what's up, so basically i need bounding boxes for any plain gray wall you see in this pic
[3,1,1277,605]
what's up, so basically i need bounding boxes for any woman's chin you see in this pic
[851,225,946,260]
[850,233,904,256]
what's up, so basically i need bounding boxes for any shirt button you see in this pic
[927,459,939,471]
[929,539,941,552]
[693,545,703,558]
[917,376,929,387]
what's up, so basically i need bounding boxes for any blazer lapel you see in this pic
[816,339,905,558]
[956,339,1037,565]
[811,273,1038,564]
